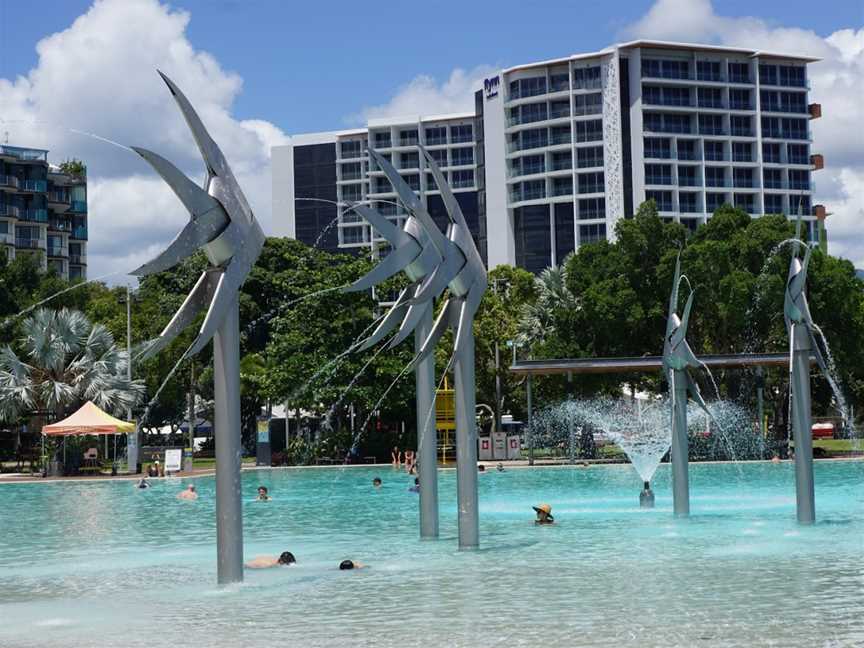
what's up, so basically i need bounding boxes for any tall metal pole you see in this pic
[213,297,244,584]
[416,307,438,538]
[125,286,138,474]
[454,325,479,549]
[526,374,534,466]
[567,372,576,464]
[671,369,690,517]
[186,362,195,473]
[756,366,766,439]
[494,342,502,433]
[790,324,815,524]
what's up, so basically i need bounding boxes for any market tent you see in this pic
[42,401,135,436]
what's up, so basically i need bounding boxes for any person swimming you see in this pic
[372,477,382,488]
[533,503,554,525]
[256,486,271,501]
[245,551,296,569]
[177,484,198,500]
[409,477,420,493]
[137,478,150,489]
[339,559,365,570]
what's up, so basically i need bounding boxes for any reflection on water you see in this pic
[1,462,863,647]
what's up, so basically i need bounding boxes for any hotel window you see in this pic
[789,169,810,190]
[425,173,439,191]
[574,92,602,115]
[373,177,391,194]
[680,218,700,233]
[399,129,418,146]
[730,115,752,137]
[644,164,672,185]
[641,58,661,78]
[698,114,724,136]
[400,152,419,169]
[341,162,362,180]
[549,73,569,92]
[729,89,751,110]
[450,124,473,143]
[451,169,474,188]
[522,179,545,200]
[696,60,722,81]
[402,174,420,191]
[340,140,363,158]
[341,226,367,245]
[577,146,603,169]
[510,77,546,100]
[697,87,722,108]
[677,166,698,187]
[788,194,810,214]
[551,151,572,171]
[704,141,724,161]
[705,167,726,187]
[428,149,448,167]
[342,184,362,202]
[579,223,606,243]
[734,193,756,213]
[578,197,605,219]
[733,167,754,188]
[373,132,391,148]
[662,86,691,106]
[549,100,570,119]
[780,92,806,113]
[550,125,572,145]
[578,172,604,194]
[759,64,778,86]
[642,85,662,105]
[760,90,780,112]
[645,190,673,211]
[787,144,809,165]
[706,192,727,213]
[518,102,547,124]
[762,142,781,163]
[781,118,808,140]
[644,137,671,159]
[679,192,700,213]
[425,127,447,145]
[573,66,601,89]
[728,62,750,83]
[732,142,752,162]
[778,65,806,88]
[521,155,545,175]
[676,140,698,161]
[451,147,474,166]
[763,168,782,189]
[575,119,602,143]
[552,176,573,197]
[764,194,784,214]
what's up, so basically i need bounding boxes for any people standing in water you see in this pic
[245,551,296,569]
[533,503,554,525]
[256,486,271,501]
[177,484,198,500]
[137,478,150,489]
[404,449,416,474]
[391,446,402,468]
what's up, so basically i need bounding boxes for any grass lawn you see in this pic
[812,439,862,453]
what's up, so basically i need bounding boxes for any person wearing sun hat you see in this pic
[533,503,554,525]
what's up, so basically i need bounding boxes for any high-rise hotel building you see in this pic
[273,40,823,273]
[0,145,88,280]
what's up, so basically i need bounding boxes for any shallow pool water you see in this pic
[1,461,863,647]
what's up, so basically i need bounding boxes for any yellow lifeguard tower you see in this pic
[435,378,455,464]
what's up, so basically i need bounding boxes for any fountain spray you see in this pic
[640,481,655,508]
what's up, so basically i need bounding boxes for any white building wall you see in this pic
[481,80,512,268]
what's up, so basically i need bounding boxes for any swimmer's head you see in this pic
[339,560,355,570]
[188,485,196,492]
[278,551,296,565]
[258,486,268,495]
[372,477,382,487]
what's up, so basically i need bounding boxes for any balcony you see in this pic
[507,112,549,127]
[551,184,573,197]
[0,204,19,218]
[19,179,47,193]
[71,227,88,240]
[424,136,447,146]
[809,103,822,120]
[810,154,824,170]
[398,137,419,148]
[69,200,87,213]
[49,219,72,232]
[678,177,700,187]
[0,233,13,245]
[19,208,49,223]
[69,254,87,265]
[0,145,47,162]
[645,176,673,186]
[47,191,71,208]
[16,238,42,249]
[47,245,68,258]
[0,175,20,190]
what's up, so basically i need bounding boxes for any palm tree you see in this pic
[516,254,580,348]
[0,308,145,425]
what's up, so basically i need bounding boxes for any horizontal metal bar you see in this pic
[509,353,813,376]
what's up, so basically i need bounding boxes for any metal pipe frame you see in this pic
[416,307,439,538]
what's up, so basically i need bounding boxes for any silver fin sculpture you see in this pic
[662,255,712,517]
[344,146,486,549]
[783,214,824,524]
[132,72,264,584]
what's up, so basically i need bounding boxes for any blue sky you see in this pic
[2,0,860,134]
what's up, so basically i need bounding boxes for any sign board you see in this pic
[164,448,182,473]
[478,436,493,461]
[492,431,507,460]
[256,418,270,443]
[506,435,522,460]
[484,76,500,99]
[435,388,455,431]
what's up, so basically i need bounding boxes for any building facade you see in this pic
[273,40,823,274]
[0,145,88,280]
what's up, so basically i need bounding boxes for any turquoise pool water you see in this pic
[1,461,862,647]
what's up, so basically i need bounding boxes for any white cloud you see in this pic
[624,0,864,267]
[349,65,497,124]
[0,0,288,281]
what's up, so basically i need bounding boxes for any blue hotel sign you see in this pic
[484,76,500,99]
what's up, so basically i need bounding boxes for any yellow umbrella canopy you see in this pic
[41,401,135,436]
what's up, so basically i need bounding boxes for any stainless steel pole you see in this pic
[567,372,575,464]
[186,363,195,473]
[790,324,815,524]
[756,366,765,439]
[416,307,438,539]
[125,286,138,474]
[213,296,244,584]
[494,342,502,433]
[454,326,479,549]
[671,369,690,517]
[526,374,534,466]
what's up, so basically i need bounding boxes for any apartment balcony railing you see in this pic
[509,86,547,101]
[732,154,754,162]
[645,176,674,186]
[16,238,42,249]
[789,156,810,165]
[550,132,572,146]
[47,246,68,258]
[551,184,573,197]
[424,136,447,146]
[733,179,756,188]
[728,74,751,84]
[573,104,602,116]
[69,254,87,265]
[763,129,810,140]
[704,152,726,162]
[69,200,87,213]
[429,157,448,168]
[0,204,19,217]
[507,112,548,127]
[762,104,808,114]
[339,149,364,160]
[0,233,13,245]
[730,128,754,137]
[47,191,70,204]
[680,203,702,213]
[0,145,47,162]
[729,102,753,110]
[697,99,724,109]
[0,175,20,189]
[450,134,473,144]
[645,149,672,159]
[550,160,572,172]
[340,171,362,181]
[20,179,48,193]
[20,208,48,223]
[549,107,571,120]
[508,138,548,153]
[698,126,726,136]
[677,150,699,161]
[451,177,474,189]
[398,161,420,170]
[696,72,724,82]
[579,184,604,194]
[399,138,419,147]
[644,97,694,108]
[678,177,700,187]
[523,187,546,200]
[49,219,72,231]
[705,179,729,188]
[373,139,392,149]
[71,227,88,240]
